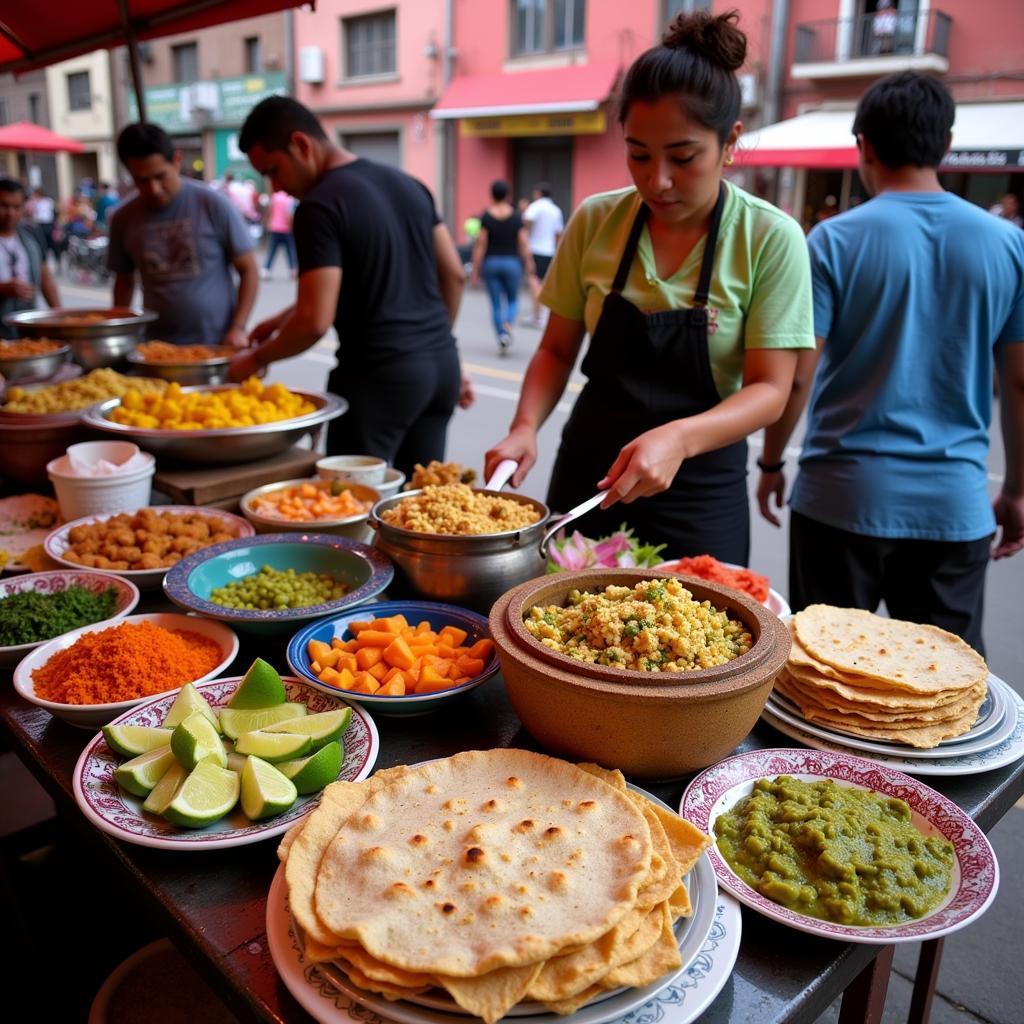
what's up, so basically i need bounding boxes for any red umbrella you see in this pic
[0,1,310,118]
[0,122,86,154]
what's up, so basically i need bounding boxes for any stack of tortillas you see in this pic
[278,749,710,1023]
[775,605,988,749]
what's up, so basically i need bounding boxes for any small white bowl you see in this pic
[13,612,240,729]
[316,455,387,486]
[0,570,140,667]
[374,467,406,499]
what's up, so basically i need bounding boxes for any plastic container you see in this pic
[315,454,387,485]
[47,442,155,521]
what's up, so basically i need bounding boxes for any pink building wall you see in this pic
[292,0,446,193]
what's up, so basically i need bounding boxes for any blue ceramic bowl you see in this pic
[287,600,499,716]
[162,533,394,635]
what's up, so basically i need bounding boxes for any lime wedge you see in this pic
[276,740,343,794]
[170,711,227,770]
[226,751,248,774]
[163,682,220,731]
[240,756,299,820]
[228,658,287,709]
[103,724,174,759]
[233,729,312,763]
[220,702,307,740]
[113,746,176,797]
[265,707,352,750]
[164,760,240,828]
[142,760,188,814]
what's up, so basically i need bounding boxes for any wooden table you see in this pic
[2,635,1022,1024]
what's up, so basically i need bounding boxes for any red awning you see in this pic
[0,121,86,154]
[0,1,307,74]
[431,63,620,119]
[735,148,858,169]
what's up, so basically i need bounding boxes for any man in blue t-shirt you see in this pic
[757,72,1024,652]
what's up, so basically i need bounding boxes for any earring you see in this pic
[725,154,735,166]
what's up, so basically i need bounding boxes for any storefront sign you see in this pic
[942,150,1024,170]
[213,128,261,183]
[127,73,287,134]
[461,110,606,138]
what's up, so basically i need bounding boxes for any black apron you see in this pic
[547,187,750,563]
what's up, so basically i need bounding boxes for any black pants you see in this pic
[789,510,993,654]
[327,348,460,480]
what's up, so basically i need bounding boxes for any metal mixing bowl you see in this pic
[3,308,158,369]
[0,342,70,383]
[126,349,232,386]
[80,386,347,465]
[368,488,550,614]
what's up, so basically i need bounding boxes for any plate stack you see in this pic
[762,606,1024,776]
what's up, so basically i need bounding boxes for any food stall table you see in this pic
[2,631,1022,1024]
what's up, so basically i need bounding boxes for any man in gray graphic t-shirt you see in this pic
[109,123,257,347]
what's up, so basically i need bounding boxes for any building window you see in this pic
[663,0,710,21]
[340,130,401,168]
[172,42,199,83]
[343,11,397,79]
[245,36,262,74]
[28,93,40,123]
[512,0,585,56]
[66,71,91,111]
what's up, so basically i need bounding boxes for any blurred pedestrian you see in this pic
[989,193,1022,227]
[0,178,60,337]
[94,181,119,229]
[25,187,57,260]
[471,180,533,354]
[871,0,897,54]
[758,72,1024,653]
[261,189,297,279]
[522,182,564,328]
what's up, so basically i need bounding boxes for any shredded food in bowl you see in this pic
[381,483,540,535]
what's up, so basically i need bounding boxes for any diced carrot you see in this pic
[308,639,333,665]
[439,626,468,648]
[401,668,418,688]
[333,638,359,653]
[355,646,384,670]
[336,652,358,674]
[318,666,342,687]
[368,661,388,681]
[467,638,494,661]
[377,676,406,696]
[347,620,373,635]
[415,620,432,634]
[419,663,449,689]
[353,629,396,648]
[435,643,455,659]
[399,627,418,642]
[406,662,421,683]
[351,672,381,694]
[383,635,415,671]
[452,676,471,685]
[337,667,356,690]
[319,648,340,669]
[456,656,486,677]
[310,660,322,675]
[368,617,398,634]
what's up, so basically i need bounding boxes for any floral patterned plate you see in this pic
[265,865,741,1024]
[681,748,999,944]
[72,676,379,851]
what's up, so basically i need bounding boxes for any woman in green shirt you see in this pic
[485,10,814,562]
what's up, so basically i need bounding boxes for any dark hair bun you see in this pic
[663,9,746,72]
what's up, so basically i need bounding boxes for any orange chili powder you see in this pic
[32,620,224,705]
[662,555,771,603]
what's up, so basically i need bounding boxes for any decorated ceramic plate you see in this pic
[266,864,740,1024]
[763,674,1012,759]
[681,747,999,944]
[760,686,1024,778]
[72,676,379,851]
[0,494,61,572]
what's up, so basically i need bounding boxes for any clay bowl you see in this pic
[489,568,791,781]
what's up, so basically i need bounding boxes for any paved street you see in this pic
[55,260,1022,1023]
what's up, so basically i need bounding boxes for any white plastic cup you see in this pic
[316,455,388,486]
[47,451,156,521]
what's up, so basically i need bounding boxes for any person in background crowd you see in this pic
[108,123,258,347]
[261,189,297,279]
[94,182,119,229]
[233,96,473,477]
[25,187,57,260]
[815,195,839,223]
[871,0,897,55]
[758,72,1024,654]
[522,182,564,328]
[989,193,1023,228]
[0,178,60,338]
[471,180,532,354]
[486,10,814,562]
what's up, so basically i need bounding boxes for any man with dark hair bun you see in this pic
[758,71,1024,653]
[233,96,473,477]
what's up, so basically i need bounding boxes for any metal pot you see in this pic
[368,488,551,614]
[3,307,158,369]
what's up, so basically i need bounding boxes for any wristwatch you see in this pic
[756,457,785,473]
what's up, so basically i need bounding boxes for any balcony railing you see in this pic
[795,9,951,66]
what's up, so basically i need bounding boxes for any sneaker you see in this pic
[498,332,512,354]
[260,268,271,280]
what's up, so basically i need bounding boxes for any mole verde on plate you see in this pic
[714,776,955,926]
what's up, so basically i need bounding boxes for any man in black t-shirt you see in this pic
[232,97,473,475]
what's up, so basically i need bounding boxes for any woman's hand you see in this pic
[248,306,292,346]
[484,425,537,487]
[597,422,688,507]
[458,371,476,410]
[757,469,787,527]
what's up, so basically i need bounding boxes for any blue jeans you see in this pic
[265,231,297,271]
[482,255,522,339]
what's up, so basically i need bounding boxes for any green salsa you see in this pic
[714,776,955,926]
